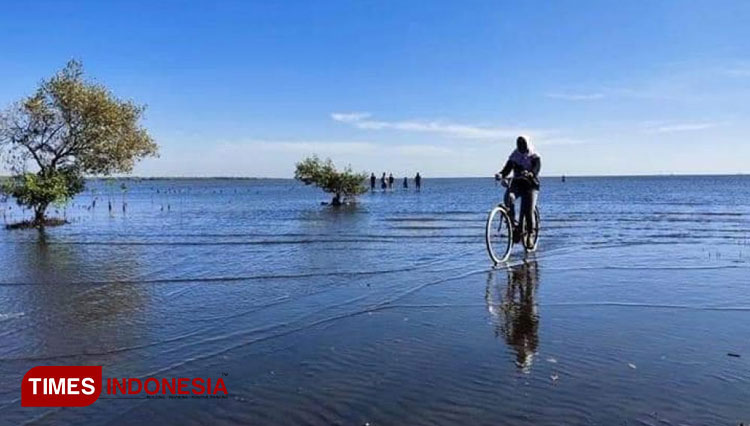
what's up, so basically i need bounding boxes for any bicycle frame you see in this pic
[486,175,540,264]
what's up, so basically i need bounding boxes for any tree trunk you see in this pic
[331,194,342,206]
[33,203,48,227]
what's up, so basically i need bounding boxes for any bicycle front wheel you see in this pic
[486,206,513,264]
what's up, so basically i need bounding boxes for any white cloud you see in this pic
[652,122,722,133]
[135,139,476,177]
[330,112,372,123]
[137,135,592,177]
[393,144,455,156]
[134,140,378,177]
[545,92,605,101]
[131,116,586,177]
[331,112,542,140]
[534,137,586,146]
[245,140,378,155]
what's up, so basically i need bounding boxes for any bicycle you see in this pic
[485,177,540,264]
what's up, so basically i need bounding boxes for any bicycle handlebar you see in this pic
[495,174,533,188]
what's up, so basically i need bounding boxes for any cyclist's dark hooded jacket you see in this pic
[500,140,541,190]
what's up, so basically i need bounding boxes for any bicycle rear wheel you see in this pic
[486,206,513,264]
[523,206,541,252]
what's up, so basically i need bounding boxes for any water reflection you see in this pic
[486,260,540,372]
[296,207,372,272]
[7,231,149,360]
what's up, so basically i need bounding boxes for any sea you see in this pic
[1,176,749,425]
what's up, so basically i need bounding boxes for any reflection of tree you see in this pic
[12,231,148,357]
[486,260,540,372]
[296,207,369,274]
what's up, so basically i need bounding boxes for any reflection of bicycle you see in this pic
[485,261,540,372]
[485,177,540,264]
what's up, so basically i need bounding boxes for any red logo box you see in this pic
[22,366,102,407]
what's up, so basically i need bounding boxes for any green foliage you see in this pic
[294,155,367,205]
[0,60,158,225]
[1,169,84,212]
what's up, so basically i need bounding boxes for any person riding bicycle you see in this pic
[495,136,541,245]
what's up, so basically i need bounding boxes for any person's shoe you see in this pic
[525,232,536,249]
[513,226,522,244]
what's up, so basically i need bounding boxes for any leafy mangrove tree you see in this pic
[0,60,158,227]
[294,155,367,206]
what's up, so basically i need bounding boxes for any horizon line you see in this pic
[12,172,741,180]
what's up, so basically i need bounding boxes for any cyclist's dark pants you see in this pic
[504,184,538,231]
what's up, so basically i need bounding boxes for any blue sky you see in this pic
[1,0,749,177]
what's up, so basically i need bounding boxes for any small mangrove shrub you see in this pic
[294,155,367,206]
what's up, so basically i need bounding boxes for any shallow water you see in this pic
[1,176,750,425]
